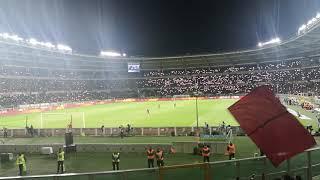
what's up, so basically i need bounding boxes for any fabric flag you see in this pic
[228,85,316,166]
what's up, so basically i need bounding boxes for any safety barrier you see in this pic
[0,147,319,180]
[0,126,243,137]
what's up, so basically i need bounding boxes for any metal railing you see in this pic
[0,147,320,180]
[1,126,242,137]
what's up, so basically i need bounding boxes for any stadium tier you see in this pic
[1,31,320,109]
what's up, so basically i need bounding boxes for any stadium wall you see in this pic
[2,126,242,137]
[0,142,228,154]
[0,143,172,154]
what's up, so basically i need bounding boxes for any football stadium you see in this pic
[2,1,320,180]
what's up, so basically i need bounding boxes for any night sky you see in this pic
[0,0,320,56]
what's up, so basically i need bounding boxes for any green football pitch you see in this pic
[0,99,318,129]
[0,99,239,128]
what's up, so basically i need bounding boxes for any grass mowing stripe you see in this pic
[0,99,314,128]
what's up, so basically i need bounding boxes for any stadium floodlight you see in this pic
[299,24,307,31]
[27,38,40,45]
[43,42,55,49]
[28,38,58,50]
[257,37,281,47]
[10,35,23,41]
[271,37,281,43]
[298,12,320,35]
[298,24,307,35]
[0,33,9,39]
[100,51,122,57]
[0,32,72,52]
[57,44,72,52]
[0,33,23,42]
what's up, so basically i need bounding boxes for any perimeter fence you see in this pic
[1,147,320,180]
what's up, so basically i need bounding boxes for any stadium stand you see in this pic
[1,48,320,108]
[137,58,320,96]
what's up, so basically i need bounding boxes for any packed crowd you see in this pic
[1,57,320,107]
[142,59,304,77]
[138,72,320,96]
[138,58,320,96]
[0,92,104,107]
[0,66,119,80]
[0,78,132,108]
[0,79,129,93]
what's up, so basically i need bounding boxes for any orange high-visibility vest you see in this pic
[147,149,155,159]
[202,147,210,157]
[228,144,236,154]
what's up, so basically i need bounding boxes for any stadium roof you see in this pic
[130,23,320,63]
[123,22,320,68]
[1,20,320,69]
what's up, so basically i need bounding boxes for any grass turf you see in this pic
[1,99,317,129]
[0,99,239,128]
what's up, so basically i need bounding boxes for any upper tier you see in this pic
[1,22,320,72]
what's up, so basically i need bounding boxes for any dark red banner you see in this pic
[228,86,316,166]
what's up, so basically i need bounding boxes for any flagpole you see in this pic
[196,95,199,131]
[194,91,200,136]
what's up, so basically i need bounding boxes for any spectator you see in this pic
[3,127,8,138]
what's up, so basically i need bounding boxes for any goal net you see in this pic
[40,112,85,128]
[173,95,191,101]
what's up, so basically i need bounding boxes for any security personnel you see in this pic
[16,153,25,176]
[146,147,155,168]
[112,152,120,170]
[227,142,236,160]
[120,128,124,139]
[155,148,164,167]
[3,127,8,138]
[57,148,65,174]
[21,153,27,174]
[202,145,210,162]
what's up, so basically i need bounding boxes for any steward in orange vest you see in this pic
[227,142,236,160]
[202,145,210,162]
[146,147,155,168]
[155,148,164,167]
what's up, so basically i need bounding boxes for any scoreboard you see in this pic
[128,63,140,72]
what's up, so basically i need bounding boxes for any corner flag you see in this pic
[228,85,316,166]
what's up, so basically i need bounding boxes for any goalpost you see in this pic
[173,94,190,101]
[40,112,85,128]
